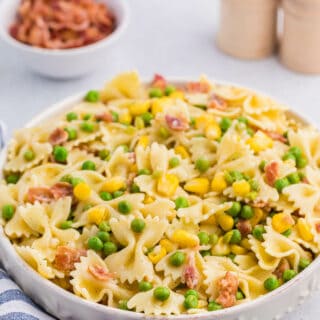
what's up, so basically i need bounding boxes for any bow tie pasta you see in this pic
[1,72,320,315]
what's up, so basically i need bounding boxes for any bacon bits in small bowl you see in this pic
[0,0,129,78]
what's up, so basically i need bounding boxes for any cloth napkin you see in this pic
[0,122,54,320]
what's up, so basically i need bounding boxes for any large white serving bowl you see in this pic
[0,0,129,79]
[0,79,319,320]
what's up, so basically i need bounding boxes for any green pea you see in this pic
[88,236,103,251]
[99,191,112,201]
[164,86,176,96]
[70,177,84,187]
[169,251,186,267]
[249,179,259,191]
[118,300,129,310]
[159,126,170,139]
[227,202,242,217]
[208,301,222,311]
[274,178,290,193]
[219,117,232,132]
[99,221,111,232]
[238,117,249,125]
[23,150,35,162]
[149,88,163,98]
[111,111,119,122]
[99,149,110,160]
[131,218,146,233]
[85,90,99,103]
[283,269,297,282]
[138,168,151,176]
[229,229,242,244]
[120,144,129,152]
[81,160,96,171]
[103,241,118,256]
[83,204,93,211]
[299,258,311,270]
[287,172,300,184]
[175,197,189,209]
[230,170,243,182]
[97,231,110,242]
[259,160,267,172]
[296,157,307,169]
[240,205,254,219]
[195,158,210,173]
[190,117,196,127]
[198,231,210,245]
[118,201,132,214]
[209,233,219,245]
[264,276,279,291]
[224,172,234,185]
[60,220,73,229]
[185,289,199,299]
[113,190,124,198]
[169,157,180,168]
[246,127,254,136]
[66,112,78,122]
[64,127,77,141]
[53,146,68,163]
[80,122,95,133]
[130,183,140,193]
[141,112,153,125]
[200,250,211,257]
[153,286,170,301]
[282,153,296,162]
[138,281,153,292]
[236,290,244,300]
[289,146,303,159]
[2,204,15,221]
[252,225,266,241]
[183,294,198,309]
[6,173,20,184]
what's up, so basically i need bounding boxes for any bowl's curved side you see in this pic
[0,79,319,320]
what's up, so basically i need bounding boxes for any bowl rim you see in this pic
[0,0,130,56]
[0,76,319,319]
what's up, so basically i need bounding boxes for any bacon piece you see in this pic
[236,220,252,237]
[165,115,189,131]
[181,252,199,289]
[186,81,210,93]
[263,130,288,144]
[273,258,290,279]
[151,74,167,89]
[95,112,113,123]
[216,271,239,308]
[54,246,87,272]
[265,161,279,186]
[208,93,228,111]
[49,128,68,146]
[88,264,115,281]
[51,182,73,200]
[27,187,54,203]
[316,223,320,233]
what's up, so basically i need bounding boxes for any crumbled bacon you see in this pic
[236,220,252,237]
[186,81,210,93]
[165,115,189,131]
[181,252,199,289]
[216,271,239,308]
[54,246,87,272]
[51,182,73,200]
[315,223,320,233]
[263,130,288,144]
[273,258,290,279]
[49,128,68,146]
[95,112,113,123]
[27,187,54,203]
[265,161,279,186]
[88,264,115,281]
[10,0,115,49]
[151,74,167,89]
[208,93,228,111]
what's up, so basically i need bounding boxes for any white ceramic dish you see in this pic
[0,0,129,79]
[0,79,320,320]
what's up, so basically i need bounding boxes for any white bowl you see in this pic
[0,0,129,79]
[0,79,319,320]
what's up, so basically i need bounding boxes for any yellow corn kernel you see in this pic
[250,208,264,227]
[160,239,176,253]
[169,91,185,100]
[144,195,155,204]
[211,172,227,193]
[297,218,313,242]
[130,163,138,173]
[151,97,171,115]
[240,238,251,250]
[174,145,189,159]
[134,116,145,129]
[101,176,126,193]
[87,207,109,225]
[73,182,91,201]
[217,213,234,231]
[129,101,150,116]
[184,178,209,195]
[203,214,217,225]
[157,174,179,197]
[231,244,248,255]
[195,115,215,130]
[247,131,273,153]
[148,247,167,264]
[137,135,150,148]
[272,213,295,234]
[119,112,132,125]
[171,229,200,247]
[232,180,251,197]
[206,123,222,140]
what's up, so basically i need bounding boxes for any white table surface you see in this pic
[0,0,320,319]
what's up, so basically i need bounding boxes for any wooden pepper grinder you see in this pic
[281,0,320,74]
[217,0,279,59]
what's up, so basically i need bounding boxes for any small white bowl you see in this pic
[0,0,129,79]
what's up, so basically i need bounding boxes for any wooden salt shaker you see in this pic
[217,0,278,59]
[281,0,320,74]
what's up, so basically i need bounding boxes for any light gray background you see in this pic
[0,0,320,319]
